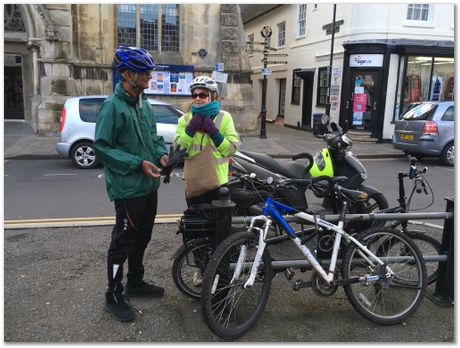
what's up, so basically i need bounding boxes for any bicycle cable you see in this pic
[406,172,435,211]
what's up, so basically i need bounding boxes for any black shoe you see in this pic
[104,293,134,322]
[125,280,165,298]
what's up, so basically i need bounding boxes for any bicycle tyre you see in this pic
[201,231,273,340]
[409,234,441,285]
[342,227,426,325]
[172,238,214,300]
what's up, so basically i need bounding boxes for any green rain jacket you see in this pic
[94,83,168,201]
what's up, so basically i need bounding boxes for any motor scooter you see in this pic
[229,114,388,226]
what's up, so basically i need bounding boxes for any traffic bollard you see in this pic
[212,187,236,247]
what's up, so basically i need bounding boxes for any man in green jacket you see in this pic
[94,46,168,322]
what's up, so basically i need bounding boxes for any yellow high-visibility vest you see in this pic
[173,110,240,185]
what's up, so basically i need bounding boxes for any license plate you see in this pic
[401,134,414,141]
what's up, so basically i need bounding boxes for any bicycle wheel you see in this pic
[409,234,441,285]
[201,231,273,340]
[172,238,214,300]
[342,227,426,325]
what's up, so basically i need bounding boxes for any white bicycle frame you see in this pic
[239,210,395,289]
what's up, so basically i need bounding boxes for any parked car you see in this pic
[393,101,454,166]
[56,96,183,169]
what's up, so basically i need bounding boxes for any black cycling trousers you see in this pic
[107,190,158,293]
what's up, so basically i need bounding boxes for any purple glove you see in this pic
[185,114,202,136]
[202,116,219,136]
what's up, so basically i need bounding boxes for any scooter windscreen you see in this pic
[309,148,334,177]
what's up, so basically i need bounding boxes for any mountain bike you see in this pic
[200,175,427,340]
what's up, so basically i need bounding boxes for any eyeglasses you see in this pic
[191,92,209,99]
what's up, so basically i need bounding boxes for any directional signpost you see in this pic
[249,25,288,139]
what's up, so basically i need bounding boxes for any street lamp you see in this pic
[325,4,337,118]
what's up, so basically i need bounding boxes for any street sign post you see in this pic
[250,25,289,139]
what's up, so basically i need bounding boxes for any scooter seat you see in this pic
[239,150,307,179]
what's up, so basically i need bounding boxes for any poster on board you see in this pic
[144,64,194,95]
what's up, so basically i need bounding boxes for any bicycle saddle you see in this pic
[335,185,368,202]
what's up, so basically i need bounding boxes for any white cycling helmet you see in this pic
[190,76,219,95]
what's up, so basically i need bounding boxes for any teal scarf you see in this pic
[191,101,221,118]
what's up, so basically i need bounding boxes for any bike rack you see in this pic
[231,196,454,307]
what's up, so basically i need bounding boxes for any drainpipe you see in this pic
[99,4,104,94]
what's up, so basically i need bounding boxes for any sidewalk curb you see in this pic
[4,218,443,230]
[4,154,63,160]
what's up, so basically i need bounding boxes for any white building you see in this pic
[241,3,454,141]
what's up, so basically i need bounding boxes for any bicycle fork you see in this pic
[230,215,271,289]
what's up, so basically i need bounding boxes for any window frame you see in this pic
[277,21,286,48]
[316,66,329,107]
[116,4,180,53]
[405,4,433,26]
[296,4,307,38]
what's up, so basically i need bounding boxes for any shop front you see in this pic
[339,40,454,141]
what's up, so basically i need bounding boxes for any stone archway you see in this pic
[4,4,50,130]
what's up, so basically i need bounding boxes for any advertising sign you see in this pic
[349,54,383,67]
[353,93,367,112]
[144,64,194,96]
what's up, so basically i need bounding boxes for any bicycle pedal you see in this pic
[284,268,295,281]
[293,279,312,291]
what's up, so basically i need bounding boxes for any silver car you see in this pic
[392,101,454,166]
[56,96,183,169]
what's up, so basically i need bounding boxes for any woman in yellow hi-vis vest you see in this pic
[174,76,239,205]
[173,76,239,285]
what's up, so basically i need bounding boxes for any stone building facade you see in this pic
[4,4,257,134]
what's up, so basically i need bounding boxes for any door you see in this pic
[347,70,382,136]
[301,72,314,128]
[4,65,24,120]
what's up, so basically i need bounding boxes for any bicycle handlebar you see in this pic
[405,157,428,195]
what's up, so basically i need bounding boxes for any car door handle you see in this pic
[373,101,378,110]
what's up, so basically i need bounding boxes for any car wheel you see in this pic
[71,141,98,169]
[441,142,454,166]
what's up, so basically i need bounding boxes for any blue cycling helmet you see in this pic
[113,46,156,72]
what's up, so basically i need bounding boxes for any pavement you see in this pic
[3,119,405,160]
[2,119,454,343]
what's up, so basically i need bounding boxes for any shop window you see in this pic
[317,67,329,107]
[396,55,454,119]
[291,69,301,105]
[117,4,180,52]
[432,57,454,101]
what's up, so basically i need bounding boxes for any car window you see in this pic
[441,106,454,121]
[79,98,105,123]
[151,104,181,124]
[402,103,437,121]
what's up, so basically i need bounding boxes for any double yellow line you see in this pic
[4,214,183,229]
